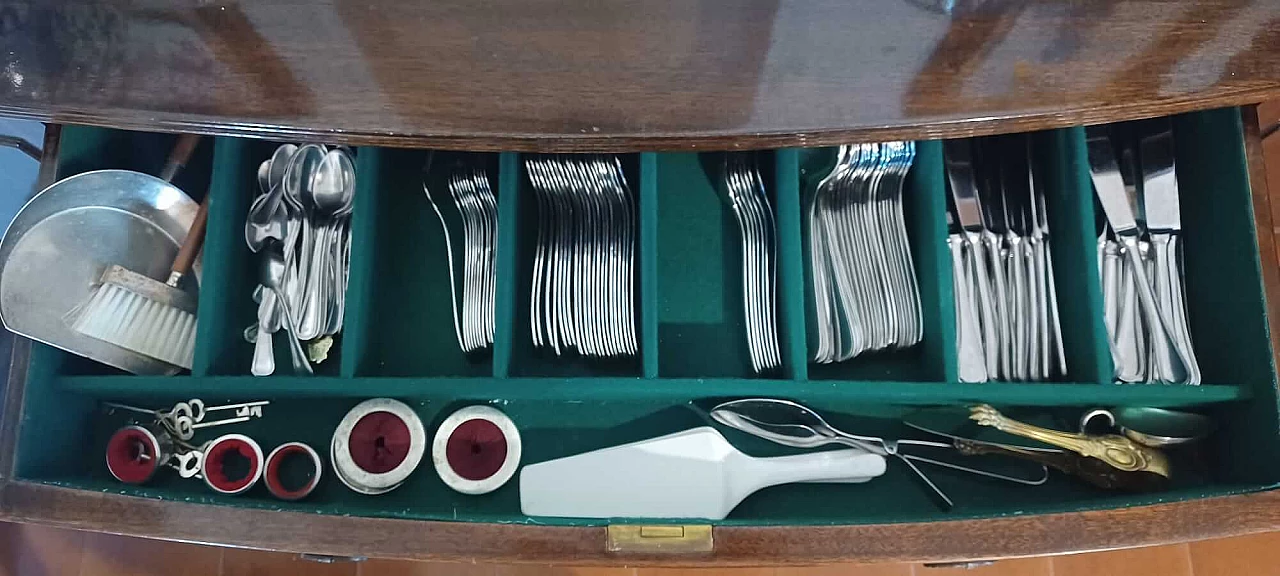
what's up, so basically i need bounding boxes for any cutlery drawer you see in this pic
[2,107,1278,559]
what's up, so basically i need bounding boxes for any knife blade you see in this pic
[1139,124,1181,233]
[1085,126,1139,236]
[944,139,984,231]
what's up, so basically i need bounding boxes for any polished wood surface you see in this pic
[2,1,1280,151]
[12,519,1280,576]
[5,480,1280,566]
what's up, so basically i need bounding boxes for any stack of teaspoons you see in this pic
[1086,121,1200,384]
[245,144,356,376]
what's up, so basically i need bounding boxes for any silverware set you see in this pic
[944,136,1065,383]
[1086,122,1200,384]
[245,143,355,376]
[806,142,922,364]
[526,155,637,358]
[720,153,781,374]
[423,163,498,353]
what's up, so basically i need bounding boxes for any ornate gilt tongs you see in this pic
[968,404,1170,479]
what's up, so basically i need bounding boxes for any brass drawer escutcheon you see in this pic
[606,524,713,554]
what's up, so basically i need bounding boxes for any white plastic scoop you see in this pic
[519,426,886,520]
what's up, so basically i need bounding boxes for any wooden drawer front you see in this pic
[2,107,1277,559]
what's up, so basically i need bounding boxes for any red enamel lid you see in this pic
[264,443,321,500]
[106,426,161,485]
[348,411,411,474]
[203,436,262,494]
[445,418,509,481]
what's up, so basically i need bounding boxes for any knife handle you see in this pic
[982,232,1011,378]
[1167,235,1199,384]
[1120,235,1184,383]
[966,232,1001,378]
[1043,237,1067,377]
[950,235,988,383]
[1114,244,1145,382]
[1101,239,1123,373]
[1151,234,1200,384]
[1031,239,1051,379]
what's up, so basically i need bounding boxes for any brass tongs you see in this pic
[968,404,1171,480]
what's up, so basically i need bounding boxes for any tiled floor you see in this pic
[4,107,1280,576]
[3,521,1280,576]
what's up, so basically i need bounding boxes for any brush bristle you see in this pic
[71,283,196,369]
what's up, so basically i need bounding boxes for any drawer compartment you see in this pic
[8,108,1278,528]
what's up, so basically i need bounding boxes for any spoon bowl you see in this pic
[268,144,298,196]
[711,398,885,454]
[257,160,272,195]
[1080,407,1212,447]
[284,144,325,211]
[709,409,833,449]
[244,192,288,253]
[310,150,354,216]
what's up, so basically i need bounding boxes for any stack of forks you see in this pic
[526,155,638,358]
[944,135,1066,383]
[805,142,922,364]
[422,162,498,354]
[721,153,782,374]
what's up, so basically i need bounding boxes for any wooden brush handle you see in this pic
[160,134,206,285]
[170,193,210,283]
[159,134,201,182]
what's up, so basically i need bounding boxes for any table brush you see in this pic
[68,135,207,370]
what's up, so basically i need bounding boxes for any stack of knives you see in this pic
[1085,121,1200,385]
[943,135,1066,383]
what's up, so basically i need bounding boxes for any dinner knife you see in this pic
[1086,126,1187,383]
[944,139,999,379]
[1139,125,1200,384]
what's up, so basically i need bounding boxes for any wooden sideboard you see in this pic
[1,0,1279,566]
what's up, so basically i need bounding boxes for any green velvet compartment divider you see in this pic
[55,374,1245,406]
[193,137,266,376]
[493,152,520,378]
[345,149,496,377]
[796,142,952,382]
[774,149,808,380]
[640,153,660,378]
[913,141,957,383]
[1167,108,1280,482]
[1038,128,1111,383]
[655,151,800,378]
[336,147,382,378]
